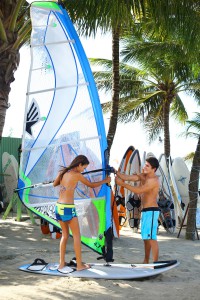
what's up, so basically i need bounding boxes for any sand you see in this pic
[0,216,200,300]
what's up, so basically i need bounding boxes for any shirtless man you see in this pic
[115,156,160,263]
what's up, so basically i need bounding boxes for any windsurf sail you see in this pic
[17,1,113,260]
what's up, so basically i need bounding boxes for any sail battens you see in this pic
[27,197,103,208]
[22,136,102,152]
[32,66,51,71]
[32,24,57,28]
[31,40,75,47]
[27,83,89,95]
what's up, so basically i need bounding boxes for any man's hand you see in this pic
[115,176,124,186]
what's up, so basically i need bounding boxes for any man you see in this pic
[115,156,160,263]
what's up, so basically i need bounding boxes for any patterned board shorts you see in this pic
[55,202,77,222]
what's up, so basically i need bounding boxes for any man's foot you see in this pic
[76,263,90,271]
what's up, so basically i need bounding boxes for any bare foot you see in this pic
[143,260,149,264]
[58,262,68,269]
[76,263,90,271]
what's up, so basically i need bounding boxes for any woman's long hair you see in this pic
[59,155,89,180]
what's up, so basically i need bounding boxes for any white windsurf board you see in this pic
[2,152,18,204]
[168,158,184,226]
[172,157,190,210]
[19,259,179,279]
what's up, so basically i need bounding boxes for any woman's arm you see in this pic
[53,172,61,187]
[78,173,111,188]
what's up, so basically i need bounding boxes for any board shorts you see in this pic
[55,203,77,222]
[141,207,160,240]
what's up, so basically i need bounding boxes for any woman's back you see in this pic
[59,171,78,204]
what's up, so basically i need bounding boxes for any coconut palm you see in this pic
[65,0,145,156]
[185,113,200,240]
[91,34,200,156]
[0,0,30,137]
[64,0,200,155]
[121,35,200,157]
[0,0,199,146]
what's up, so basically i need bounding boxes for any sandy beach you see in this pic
[0,215,200,300]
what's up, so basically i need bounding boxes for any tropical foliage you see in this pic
[0,0,30,137]
[91,34,200,156]
[65,0,146,155]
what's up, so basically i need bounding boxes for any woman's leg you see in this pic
[58,220,69,269]
[68,217,90,271]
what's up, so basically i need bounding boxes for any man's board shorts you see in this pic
[55,202,77,222]
[141,207,160,240]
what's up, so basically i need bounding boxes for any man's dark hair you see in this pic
[146,157,159,171]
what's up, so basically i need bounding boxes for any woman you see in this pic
[53,155,111,271]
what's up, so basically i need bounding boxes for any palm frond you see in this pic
[170,95,188,123]
[65,0,144,36]
[184,152,195,161]
[185,112,200,138]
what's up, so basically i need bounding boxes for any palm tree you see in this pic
[185,113,200,240]
[91,36,200,157]
[65,0,145,156]
[68,0,200,156]
[0,0,31,137]
[121,35,200,157]
[0,0,199,147]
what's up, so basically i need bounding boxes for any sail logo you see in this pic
[178,176,187,186]
[26,98,46,136]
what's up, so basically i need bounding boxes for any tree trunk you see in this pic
[106,27,120,158]
[163,99,171,157]
[185,136,200,240]
[0,48,20,137]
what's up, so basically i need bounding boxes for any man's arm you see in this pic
[116,171,141,182]
[115,176,157,194]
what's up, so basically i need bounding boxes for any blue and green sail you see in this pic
[17,1,111,256]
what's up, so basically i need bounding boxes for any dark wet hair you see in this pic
[146,157,159,172]
[60,155,89,179]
